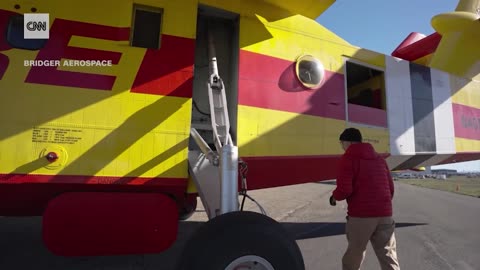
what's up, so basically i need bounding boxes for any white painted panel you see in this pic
[386,56,415,155]
[431,69,456,154]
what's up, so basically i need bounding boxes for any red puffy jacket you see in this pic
[332,143,394,217]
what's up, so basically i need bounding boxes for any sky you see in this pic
[315,0,480,172]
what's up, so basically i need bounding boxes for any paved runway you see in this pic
[1,182,479,270]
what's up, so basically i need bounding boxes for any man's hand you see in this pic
[329,195,336,206]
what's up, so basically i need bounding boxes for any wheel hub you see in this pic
[225,255,275,270]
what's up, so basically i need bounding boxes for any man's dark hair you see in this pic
[339,128,362,142]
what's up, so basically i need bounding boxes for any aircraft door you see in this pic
[190,6,239,149]
[344,59,388,128]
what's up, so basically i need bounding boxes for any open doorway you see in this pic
[190,5,239,149]
[345,60,387,127]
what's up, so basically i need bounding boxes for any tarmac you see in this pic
[1,181,479,270]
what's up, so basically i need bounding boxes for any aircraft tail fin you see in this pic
[392,0,479,80]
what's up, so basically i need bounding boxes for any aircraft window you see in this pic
[6,15,47,50]
[130,5,163,49]
[295,55,325,89]
[346,61,385,110]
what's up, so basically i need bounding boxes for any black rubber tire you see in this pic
[176,211,305,270]
[178,196,197,221]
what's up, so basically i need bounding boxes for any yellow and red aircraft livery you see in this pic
[0,0,478,219]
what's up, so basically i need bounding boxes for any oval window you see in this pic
[295,55,325,89]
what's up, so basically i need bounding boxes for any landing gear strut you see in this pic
[184,22,304,270]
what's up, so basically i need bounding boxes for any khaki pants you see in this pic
[342,216,400,270]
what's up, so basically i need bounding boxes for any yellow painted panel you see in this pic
[451,76,480,108]
[237,105,389,157]
[455,137,480,152]
[0,91,191,178]
[240,14,385,73]
[0,1,195,179]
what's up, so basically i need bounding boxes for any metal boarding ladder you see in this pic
[188,29,238,219]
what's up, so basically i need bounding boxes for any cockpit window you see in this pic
[295,55,325,89]
[6,15,47,50]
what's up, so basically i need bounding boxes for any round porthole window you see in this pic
[295,55,325,89]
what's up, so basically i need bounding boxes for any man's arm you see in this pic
[332,156,354,201]
[385,160,394,198]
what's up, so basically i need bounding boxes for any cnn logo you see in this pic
[24,13,49,39]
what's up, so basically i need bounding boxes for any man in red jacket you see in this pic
[330,128,400,270]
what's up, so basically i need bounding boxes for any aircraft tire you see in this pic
[179,195,197,221]
[176,211,305,270]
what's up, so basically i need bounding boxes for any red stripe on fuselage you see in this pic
[239,50,346,120]
[0,152,395,216]
[0,155,342,192]
[0,174,187,185]
[242,152,390,190]
[0,175,187,216]
[242,155,341,190]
